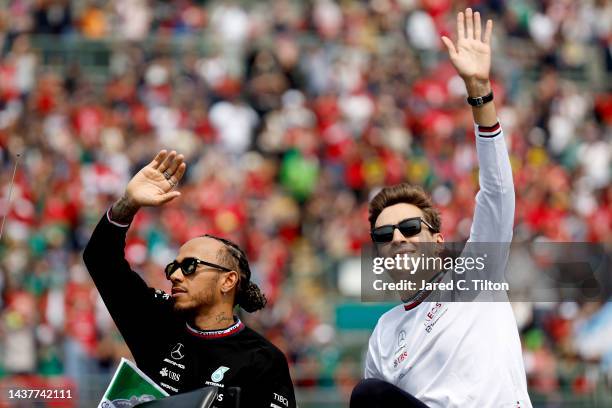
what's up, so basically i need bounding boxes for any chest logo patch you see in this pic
[170,343,185,360]
[211,366,230,382]
[398,330,406,348]
[424,302,448,333]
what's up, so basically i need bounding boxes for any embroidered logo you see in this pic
[424,302,448,333]
[398,330,406,348]
[170,343,185,360]
[211,366,230,382]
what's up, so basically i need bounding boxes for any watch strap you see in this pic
[467,91,494,107]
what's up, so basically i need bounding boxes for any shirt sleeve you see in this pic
[468,122,515,243]
[82,208,173,362]
[364,322,383,379]
[255,348,296,408]
[455,123,515,299]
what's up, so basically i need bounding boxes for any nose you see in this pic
[169,268,185,283]
[391,226,421,245]
[391,227,408,244]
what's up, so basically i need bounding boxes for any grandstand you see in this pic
[0,1,610,406]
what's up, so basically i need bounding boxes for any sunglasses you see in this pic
[371,217,438,243]
[164,257,232,280]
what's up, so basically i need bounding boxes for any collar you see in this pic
[403,270,447,311]
[185,317,245,339]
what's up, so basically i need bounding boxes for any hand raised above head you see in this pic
[441,8,493,87]
[125,150,187,208]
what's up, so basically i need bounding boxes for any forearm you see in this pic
[83,210,137,282]
[468,126,515,242]
[83,211,161,347]
[465,79,497,127]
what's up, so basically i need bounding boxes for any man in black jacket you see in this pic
[83,150,296,408]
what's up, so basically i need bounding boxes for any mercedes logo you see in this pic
[170,343,185,360]
[398,330,406,348]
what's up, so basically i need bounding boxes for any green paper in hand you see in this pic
[99,358,169,407]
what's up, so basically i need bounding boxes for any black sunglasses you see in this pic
[371,217,438,243]
[164,257,232,280]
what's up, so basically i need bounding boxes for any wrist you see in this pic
[110,195,140,224]
[464,78,491,97]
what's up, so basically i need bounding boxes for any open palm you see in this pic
[442,8,492,82]
[126,150,186,207]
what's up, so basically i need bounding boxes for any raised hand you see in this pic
[441,8,492,94]
[125,150,186,207]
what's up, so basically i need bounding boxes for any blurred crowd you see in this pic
[0,0,611,404]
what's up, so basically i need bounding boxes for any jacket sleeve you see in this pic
[468,122,516,243]
[82,208,173,360]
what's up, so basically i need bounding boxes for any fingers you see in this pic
[457,11,465,40]
[150,150,167,169]
[167,162,186,190]
[474,11,481,41]
[441,36,457,57]
[173,162,187,184]
[484,19,493,44]
[465,8,474,40]
[458,8,490,43]
[161,152,186,189]
[158,151,176,173]
[165,153,184,177]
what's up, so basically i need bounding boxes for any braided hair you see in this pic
[202,234,267,313]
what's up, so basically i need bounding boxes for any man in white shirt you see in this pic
[350,8,532,408]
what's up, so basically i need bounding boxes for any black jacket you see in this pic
[83,209,296,408]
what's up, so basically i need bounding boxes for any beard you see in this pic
[171,287,217,314]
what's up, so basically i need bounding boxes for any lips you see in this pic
[171,287,187,295]
[393,248,417,256]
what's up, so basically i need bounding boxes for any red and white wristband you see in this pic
[476,122,502,138]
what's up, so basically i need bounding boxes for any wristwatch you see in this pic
[466,91,493,107]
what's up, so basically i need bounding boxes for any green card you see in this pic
[99,358,169,407]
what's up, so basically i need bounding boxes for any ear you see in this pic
[433,232,444,243]
[220,271,239,294]
[432,233,445,258]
